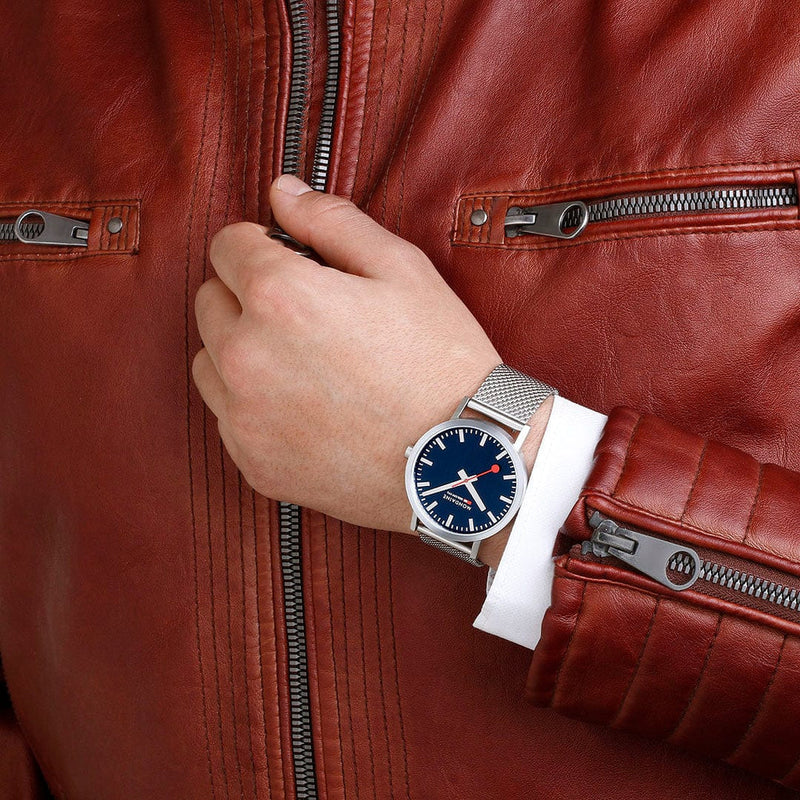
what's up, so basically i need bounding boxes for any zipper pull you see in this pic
[504,201,589,240]
[14,210,89,247]
[585,512,701,592]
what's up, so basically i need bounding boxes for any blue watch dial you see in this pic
[411,424,519,536]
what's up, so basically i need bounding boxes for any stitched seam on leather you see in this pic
[457,160,800,198]
[362,0,392,204]
[681,440,708,523]
[450,220,800,252]
[727,633,788,764]
[201,1,233,791]
[356,534,378,794]
[386,537,412,800]
[220,443,246,799]
[394,0,444,235]
[239,478,259,798]
[611,413,643,498]
[666,613,724,742]
[338,521,362,794]
[609,597,660,728]
[241,0,254,219]
[742,463,765,546]
[322,514,348,796]
[377,0,413,226]
[352,0,378,204]
[185,0,218,793]
[372,534,396,795]
[549,580,588,709]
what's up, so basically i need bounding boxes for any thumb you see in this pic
[269,174,417,277]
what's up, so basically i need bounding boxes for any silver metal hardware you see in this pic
[14,210,89,247]
[501,185,797,241]
[107,217,123,234]
[505,201,589,240]
[268,226,313,257]
[586,512,701,592]
[418,528,483,566]
[470,208,488,226]
[470,363,556,429]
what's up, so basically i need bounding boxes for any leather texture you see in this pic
[529,408,800,789]
[2,0,800,798]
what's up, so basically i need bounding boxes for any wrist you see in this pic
[475,394,554,569]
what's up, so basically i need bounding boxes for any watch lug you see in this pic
[513,423,531,451]
[451,396,470,419]
[409,512,418,532]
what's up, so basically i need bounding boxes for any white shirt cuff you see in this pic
[473,396,607,650]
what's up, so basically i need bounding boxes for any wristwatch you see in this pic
[403,364,556,566]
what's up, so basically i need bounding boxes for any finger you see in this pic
[269,174,420,278]
[209,221,317,301]
[195,277,242,371]
[191,347,229,421]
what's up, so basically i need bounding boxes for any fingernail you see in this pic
[277,173,312,196]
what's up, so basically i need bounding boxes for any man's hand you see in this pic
[192,174,527,539]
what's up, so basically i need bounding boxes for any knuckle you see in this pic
[216,335,253,393]
[244,272,304,321]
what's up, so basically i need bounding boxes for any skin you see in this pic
[192,174,551,569]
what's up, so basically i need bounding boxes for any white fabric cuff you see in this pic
[473,396,607,650]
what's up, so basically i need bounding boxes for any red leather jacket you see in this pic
[2,1,799,797]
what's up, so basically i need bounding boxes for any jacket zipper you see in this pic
[279,1,342,797]
[585,512,800,618]
[0,209,89,247]
[504,184,799,240]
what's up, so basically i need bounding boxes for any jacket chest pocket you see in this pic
[0,200,140,260]
[453,164,800,250]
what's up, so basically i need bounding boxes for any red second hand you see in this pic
[450,464,500,489]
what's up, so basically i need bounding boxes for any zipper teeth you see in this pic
[670,552,800,610]
[282,0,312,176]
[309,1,341,192]
[278,501,318,799]
[562,184,798,230]
[0,221,43,242]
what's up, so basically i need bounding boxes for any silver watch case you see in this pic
[404,417,528,543]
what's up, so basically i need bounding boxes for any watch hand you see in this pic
[458,469,487,511]
[420,465,500,497]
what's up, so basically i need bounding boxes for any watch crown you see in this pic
[404,446,413,459]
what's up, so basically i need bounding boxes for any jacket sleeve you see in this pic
[527,407,800,791]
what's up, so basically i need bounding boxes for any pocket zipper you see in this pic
[504,184,799,240]
[0,209,89,247]
[585,512,800,619]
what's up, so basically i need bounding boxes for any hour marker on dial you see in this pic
[435,437,445,450]
[468,518,474,532]
[479,433,488,447]
[427,501,438,511]
[487,511,497,523]
[499,495,512,503]
[445,514,454,527]
[420,457,433,466]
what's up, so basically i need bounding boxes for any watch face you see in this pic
[405,419,527,542]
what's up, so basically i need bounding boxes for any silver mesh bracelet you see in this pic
[419,364,556,566]
[468,363,557,430]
